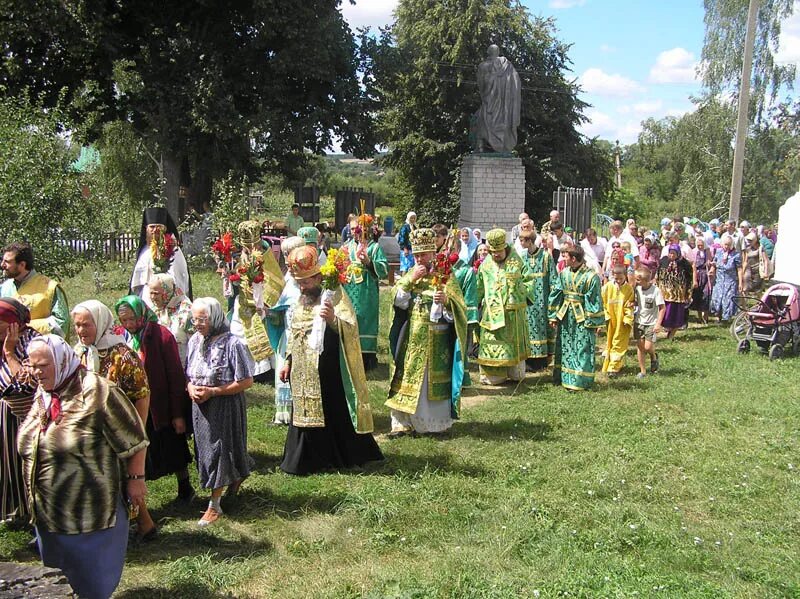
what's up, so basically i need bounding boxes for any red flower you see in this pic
[252,273,264,284]
[229,273,241,283]
[448,252,459,265]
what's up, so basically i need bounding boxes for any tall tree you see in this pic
[701,0,795,121]
[361,0,613,225]
[0,0,375,221]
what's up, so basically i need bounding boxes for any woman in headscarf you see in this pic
[18,335,147,599]
[690,236,713,324]
[741,232,763,293]
[0,298,39,523]
[71,300,154,539]
[147,273,195,363]
[129,207,192,307]
[458,227,479,264]
[638,233,661,276]
[186,298,254,527]
[656,244,694,339]
[115,295,194,510]
[397,211,417,274]
[710,233,742,322]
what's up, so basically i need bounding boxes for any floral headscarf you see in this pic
[28,334,82,395]
[114,295,158,352]
[71,300,126,372]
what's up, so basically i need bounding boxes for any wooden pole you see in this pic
[728,0,759,222]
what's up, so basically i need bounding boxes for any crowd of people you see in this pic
[0,205,778,598]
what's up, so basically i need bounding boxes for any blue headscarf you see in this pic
[459,228,479,263]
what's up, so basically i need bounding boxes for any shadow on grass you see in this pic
[366,360,390,382]
[116,583,235,599]
[369,449,488,477]
[126,528,271,565]
[449,418,553,443]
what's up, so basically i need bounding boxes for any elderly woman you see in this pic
[741,232,763,293]
[115,295,195,506]
[186,297,254,527]
[0,299,39,523]
[18,335,147,599]
[147,273,195,363]
[710,233,742,322]
[690,236,713,324]
[656,244,693,339]
[71,300,154,540]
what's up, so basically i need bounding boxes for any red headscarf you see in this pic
[0,298,30,325]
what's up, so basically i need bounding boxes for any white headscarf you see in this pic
[72,300,126,372]
[191,297,228,336]
[28,335,82,408]
[406,211,417,227]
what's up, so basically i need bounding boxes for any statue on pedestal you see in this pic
[472,45,522,154]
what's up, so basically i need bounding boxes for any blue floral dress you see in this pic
[710,249,741,321]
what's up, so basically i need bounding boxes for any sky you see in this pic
[341,0,800,145]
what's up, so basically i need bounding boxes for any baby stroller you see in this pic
[735,283,800,360]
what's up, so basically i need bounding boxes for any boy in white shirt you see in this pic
[634,267,666,379]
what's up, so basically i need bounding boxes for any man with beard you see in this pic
[386,228,468,437]
[549,246,604,391]
[278,245,382,474]
[475,229,536,385]
[0,243,69,336]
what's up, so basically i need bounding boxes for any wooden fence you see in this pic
[60,232,139,261]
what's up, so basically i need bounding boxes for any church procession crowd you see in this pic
[0,204,778,598]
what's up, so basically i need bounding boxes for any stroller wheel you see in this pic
[738,339,750,354]
[769,344,784,361]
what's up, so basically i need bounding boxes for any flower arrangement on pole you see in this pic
[150,227,177,273]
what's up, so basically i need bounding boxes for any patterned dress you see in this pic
[185,332,255,489]
[549,265,604,391]
[0,326,39,520]
[710,249,741,321]
[154,295,194,364]
[520,247,560,358]
[690,248,712,312]
[656,256,693,330]
[80,344,150,407]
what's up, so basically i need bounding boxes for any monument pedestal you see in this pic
[459,154,525,235]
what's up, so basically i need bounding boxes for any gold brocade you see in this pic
[288,288,374,432]
[386,275,467,415]
[243,309,274,361]
[289,303,324,427]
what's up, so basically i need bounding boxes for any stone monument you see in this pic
[460,45,525,235]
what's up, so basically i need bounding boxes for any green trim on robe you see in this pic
[548,264,604,391]
[519,247,560,358]
[342,240,388,354]
[476,247,536,368]
[386,273,468,418]
[454,260,479,324]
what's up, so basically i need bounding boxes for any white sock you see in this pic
[209,498,222,513]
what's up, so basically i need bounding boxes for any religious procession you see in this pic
[1,0,798,596]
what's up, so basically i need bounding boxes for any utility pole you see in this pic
[614,140,622,188]
[728,0,759,222]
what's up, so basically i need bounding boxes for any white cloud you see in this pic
[649,47,699,84]
[549,0,586,8]
[599,44,617,53]
[618,100,664,115]
[579,68,645,97]
[776,3,800,65]
[340,0,398,30]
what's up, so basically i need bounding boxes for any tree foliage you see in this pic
[701,0,796,121]
[0,0,376,219]
[360,0,614,225]
[0,97,95,277]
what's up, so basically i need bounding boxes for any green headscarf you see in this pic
[114,295,158,352]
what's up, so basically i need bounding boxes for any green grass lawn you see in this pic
[2,263,799,598]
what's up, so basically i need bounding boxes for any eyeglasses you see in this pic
[193,317,210,324]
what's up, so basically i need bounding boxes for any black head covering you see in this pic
[131,206,193,299]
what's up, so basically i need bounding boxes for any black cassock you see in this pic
[280,326,383,475]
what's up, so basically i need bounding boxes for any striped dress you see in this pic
[0,326,40,520]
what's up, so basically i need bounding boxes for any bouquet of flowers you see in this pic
[150,228,177,273]
[211,232,237,264]
[430,250,459,288]
[353,212,375,243]
[320,247,361,291]
[236,250,265,285]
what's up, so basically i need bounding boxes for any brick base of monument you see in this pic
[459,154,525,235]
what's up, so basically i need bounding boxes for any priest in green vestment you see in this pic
[516,228,560,368]
[476,228,536,385]
[386,228,468,437]
[548,245,604,391]
[342,224,388,371]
